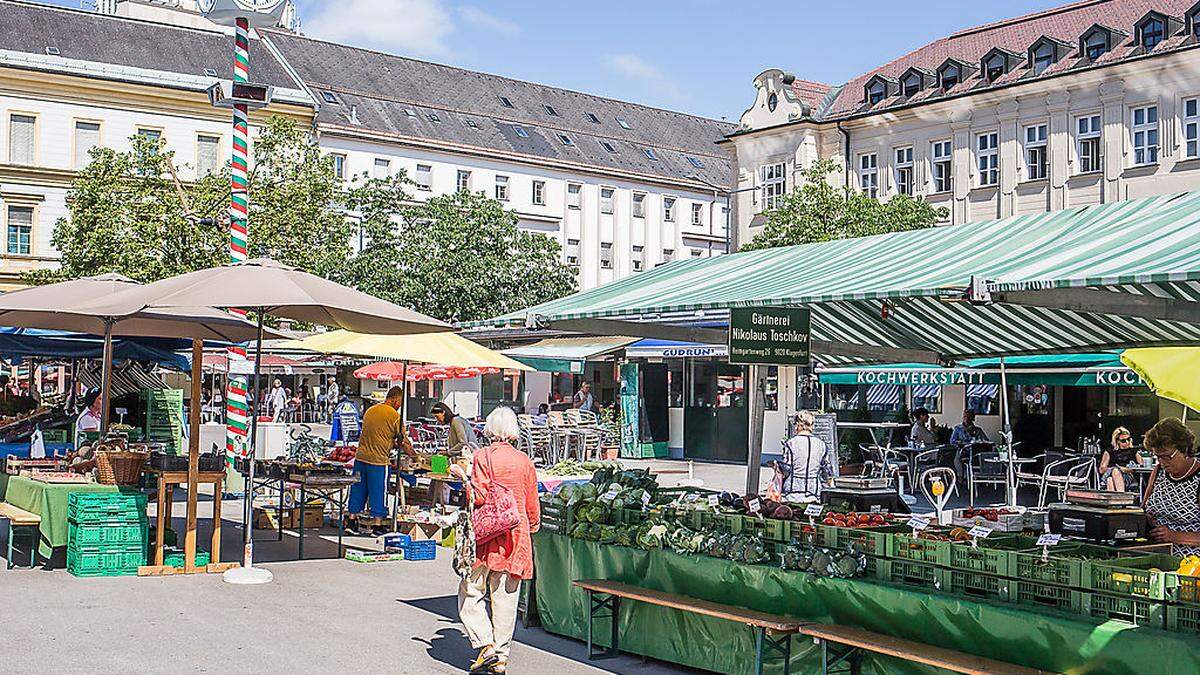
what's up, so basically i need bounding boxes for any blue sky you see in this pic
[45,0,1067,120]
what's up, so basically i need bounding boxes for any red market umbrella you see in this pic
[354,362,500,382]
[353,361,408,382]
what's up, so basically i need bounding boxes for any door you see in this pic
[684,361,749,462]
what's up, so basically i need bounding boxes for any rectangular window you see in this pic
[632,192,645,218]
[544,104,559,116]
[1076,114,1102,173]
[499,96,514,108]
[691,202,704,226]
[893,146,913,196]
[74,121,100,169]
[494,175,509,201]
[331,153,347,180]
[567,183,581,209]
[373,158,390,178]
[1131,105,1159,166]
[427,112,441,124]
[642,147,658,161]
[196,134,220,176]
[600,242,613,269]
[761,162,786,209]
[558,134,574,147]
[586,112,600,124]
[137,127,162,145]
[1185,98,1200,159]
[9,114,35,165]
[600,140,617,153]
[931,140,953,193]
[858,152,878,198]
[6,205,32,255]
[565,238,580,266]
[632,245,644,272]
[532,180,545,205]
[600,187,615,214]
[616,117,631,130]
[1024,123,1048,180]
[662,248,675,263]
[976,131,998,187]
[415,164,432,190]
[687,156,705,169]
[513,125,529,139]
[456,169,471,191]
[663,197,676,222]
[691,249,704,258]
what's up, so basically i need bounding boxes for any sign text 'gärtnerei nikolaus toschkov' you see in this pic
[728,307,811,365]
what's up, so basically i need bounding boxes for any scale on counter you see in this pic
[832,477,891,490]
[1048,489,1147,544]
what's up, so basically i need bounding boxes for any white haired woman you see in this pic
[451,406,539,674]
[780,410,835,497]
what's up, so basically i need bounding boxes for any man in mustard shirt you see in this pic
[346,386,414,536]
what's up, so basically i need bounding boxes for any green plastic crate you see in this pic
[942,568,1012,602]
[67,545,145,577]
[68,521,148,548]
[737,516,791,542]
[1081,592,1166,628]
[539,502,571,534]
[819,524,904,557]
[67,492,148,524]
[1011,543,1123,588]
[876,558,942,590]
[888,530,953,565]
[1173,574,1200,606]
[1167,604,1200,634]
[1083,554,1180,600]
[162,547,210,569]
[1011,580,1082,613]
[946,535,1038,577]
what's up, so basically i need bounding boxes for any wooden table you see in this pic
[143,468,230,575]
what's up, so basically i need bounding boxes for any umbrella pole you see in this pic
[226,311,273,585]
[1000,357,1015,507]
[392,361,408,534]
[99,319,114,432]
[185,338,202,572]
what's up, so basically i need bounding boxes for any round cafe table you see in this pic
[1124,464,1156,498]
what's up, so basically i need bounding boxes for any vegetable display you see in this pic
[543,458,622,477]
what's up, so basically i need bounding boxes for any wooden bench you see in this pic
[800,623,1052,675]
[0,502,41,569]
[573,579,806,674]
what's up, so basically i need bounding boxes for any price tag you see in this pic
[748,498,761,514]
[640,490,651,506]
[684,492,699,502]
[804,504,824,517]
[968,525,993,539]
[909,516,931,532]
[707,494,720,507]
[600,487,618,502]
[1036,533,1061,547]
[870,505,882,513]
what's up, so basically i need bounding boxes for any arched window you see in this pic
[1141,18,1165,49]
[1032,42,1054,74]
[1084,31,1108,60]
[768,92,778,112]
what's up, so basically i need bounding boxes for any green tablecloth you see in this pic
[533,532,1200,675]
[0,474,124,557]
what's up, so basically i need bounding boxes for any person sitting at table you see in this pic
[780,410,834,498]
[950,410,988,446]
[1142,418,1200,557]
[532,403,549,426]
[909,407,937,447]
[1100,426,1137,493]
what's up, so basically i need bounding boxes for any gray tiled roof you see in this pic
[0,0,298,90]
[263,31,735,188]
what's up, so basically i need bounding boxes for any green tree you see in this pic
[345,189,577,323]
[740,158,948,251]
[30,117,364,284]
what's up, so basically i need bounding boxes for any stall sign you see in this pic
[1093,369,1144,386]
[855,370,984,386]
[728,307,810,365]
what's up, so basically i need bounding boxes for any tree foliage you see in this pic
[343,189,577,324]
[740,158,948,251]
[35,116,577,324]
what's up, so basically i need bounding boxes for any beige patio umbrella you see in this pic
[80,258,451,582]
[0,273,276,429]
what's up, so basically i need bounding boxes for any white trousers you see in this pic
[458,566,521,659]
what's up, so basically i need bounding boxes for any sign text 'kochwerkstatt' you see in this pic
[728,307,811,365]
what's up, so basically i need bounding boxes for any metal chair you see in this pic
[569,409,603,461]
[546,411,576,463]
[862,444,909,493]
[912,449,940,484]
[1040,457,1096,507]
[968,451,1008,507]
[1015,449,1066,499]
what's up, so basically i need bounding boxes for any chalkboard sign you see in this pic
[809,412,839,475]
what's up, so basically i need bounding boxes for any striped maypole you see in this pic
[224,15,251,461]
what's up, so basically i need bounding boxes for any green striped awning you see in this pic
[468,192,1200,360]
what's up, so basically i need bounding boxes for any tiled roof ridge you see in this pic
[950,0,1110,38]
[313,82,731,160]
[792,78,832,92]
[3,0,228,38]
[262,28,735,130]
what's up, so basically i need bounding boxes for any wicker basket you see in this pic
[96,450,148,486]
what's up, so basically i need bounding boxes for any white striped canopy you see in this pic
[472,192,1200,360]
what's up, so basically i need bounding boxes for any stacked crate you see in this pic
[67,493,149,577]
[141,388,184,454]
[1169,573,1200,636]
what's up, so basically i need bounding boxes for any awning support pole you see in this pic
[1000,357,1016,507]
[745,365,767,495]
[99,319,114,432]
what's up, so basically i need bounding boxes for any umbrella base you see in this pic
[222,564,274,585]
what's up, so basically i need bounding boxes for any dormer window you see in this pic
[1142,17,1165,49]
[865,79,888,105]
[902,73,922,97]
[984,54,1005,81]
[940,64,960,90]
[980,49,1020,82]
[1080,25,1124,61]
[1032,42,1054,74]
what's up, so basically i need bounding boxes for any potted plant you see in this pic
[597,405,621,460]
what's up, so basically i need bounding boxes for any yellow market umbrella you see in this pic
[280,329,530,370]
[1121,347,1200,412]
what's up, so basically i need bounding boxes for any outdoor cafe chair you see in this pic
[570,409,604,461]
[912,449,940,484]
[1039,456,1096,507]
[968,451,1008,507]
[546,410,577,463]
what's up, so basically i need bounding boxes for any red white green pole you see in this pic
[225,16,250,462]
